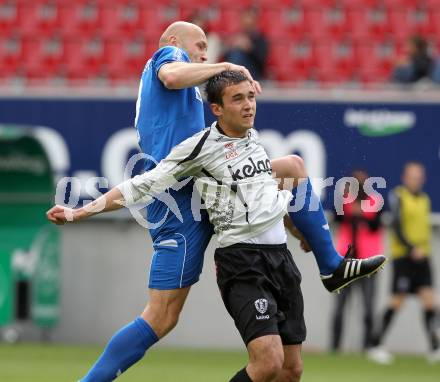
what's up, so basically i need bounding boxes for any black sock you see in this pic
[424,309,439,351]
[230,367,253,382]
[372,307,396,347]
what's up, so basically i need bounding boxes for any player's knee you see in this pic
[164,313,180,333]
[154,311,180,337]
[287,155,307,179]
[256,350,284,381]
[284,361,303,382]
[141,306,180,338]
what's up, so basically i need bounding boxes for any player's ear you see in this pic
[168,35,178,47]
[210,103,222,117]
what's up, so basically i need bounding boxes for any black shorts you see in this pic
[392,256,433,294]
[214,243,306,346]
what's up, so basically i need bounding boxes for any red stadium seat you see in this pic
[103,38,150,83]
[138,6,173,41]
[0,1,23,35]
[354,43,394,83]
[270,62,310,83]
[300,0,338,7]
[366,7,390,38]
[20,38,61,81]
[313,66,354,85]
[314,41,356,82]
[346,8,391,42]
[339,0,382,9]
[285,7,308,39]
[101,3,144,39]
[259,8,297,39]
[390,10,416,41]
[387,8,440,41]
[17,1,63,38]
[345,10,369,41]
[382,0,420,8]
[303,8,348,40]
[58,2,105,39]
[419,10,440,37]
[216,0,254,9]
[426,0,440,10]
[0,35,21,79]
[62,38,104,81]
[210,8,242,36]
[268,40,313,82]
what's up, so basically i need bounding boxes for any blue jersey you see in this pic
[135,46,205,170]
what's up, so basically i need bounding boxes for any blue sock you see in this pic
[288,178,343,275]
[81,317,158,381]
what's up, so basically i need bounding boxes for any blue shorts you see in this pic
[146,180,213,290]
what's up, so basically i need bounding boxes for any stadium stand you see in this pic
[0,0,439,86]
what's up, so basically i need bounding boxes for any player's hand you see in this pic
[299,239,312,253]
[224,63,262,94]
[46,205,77,225]
[283,216,312,253]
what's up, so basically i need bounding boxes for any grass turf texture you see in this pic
[0,344,439,381]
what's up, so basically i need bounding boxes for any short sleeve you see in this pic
[154,46,190,75]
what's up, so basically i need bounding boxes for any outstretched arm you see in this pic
[47,132,207,225]
[46,187,126,225]
[159,61,262,93]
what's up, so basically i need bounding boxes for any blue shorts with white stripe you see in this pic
[147,181,213,290]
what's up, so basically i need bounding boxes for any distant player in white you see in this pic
[47,71,386,382]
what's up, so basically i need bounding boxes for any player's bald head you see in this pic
[159,21,205,47]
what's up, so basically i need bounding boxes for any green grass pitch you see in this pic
[0,344,439,381]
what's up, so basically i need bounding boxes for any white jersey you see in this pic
[118,122,292,247]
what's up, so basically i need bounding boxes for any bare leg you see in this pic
[245,335,284,382]
[141,286,191,338]
[273,344,303,382]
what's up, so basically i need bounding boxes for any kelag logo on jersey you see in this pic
[344,109,416,137]
[227,157,272,181]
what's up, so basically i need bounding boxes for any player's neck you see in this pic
[216,121,247,138]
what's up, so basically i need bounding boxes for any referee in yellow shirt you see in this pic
[368,161,440,363]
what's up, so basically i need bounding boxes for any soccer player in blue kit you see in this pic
[47,22,383,381]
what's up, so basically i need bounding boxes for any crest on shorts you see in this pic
[254,298,268,314]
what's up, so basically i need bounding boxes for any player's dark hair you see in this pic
[205,71,250,105]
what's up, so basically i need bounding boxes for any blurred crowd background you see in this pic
[1,0,440,88]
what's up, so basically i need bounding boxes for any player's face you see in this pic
[181,29,208,63]
[402,163,426,193]
[216,81,256,136]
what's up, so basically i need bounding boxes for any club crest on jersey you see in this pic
[224,142,238,160]
[227,157,272,181]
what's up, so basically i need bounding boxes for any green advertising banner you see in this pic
[0,249,12,326]
[0,126,60,329]
[31,226,60,327]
